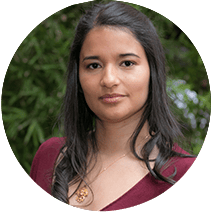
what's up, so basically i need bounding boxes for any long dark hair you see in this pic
[52,1,194,204]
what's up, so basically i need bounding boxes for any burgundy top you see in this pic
[30,137,196,211]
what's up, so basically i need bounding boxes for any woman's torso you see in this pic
[67,151,151,210]
[30,137,196,211]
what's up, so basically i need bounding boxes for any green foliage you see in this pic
[2,0,210,174]
[167,79,210,154]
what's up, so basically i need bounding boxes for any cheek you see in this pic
[130,70,150,93]
[79,72,90,95]
[129,73,150,105]
[80,73,94,88]
[132,83,149,102]
[79,75,98,107]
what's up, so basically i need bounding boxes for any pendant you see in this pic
[75,186,88,203]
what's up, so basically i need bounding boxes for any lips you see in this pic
[99,93,126,103]
[100,93,125,98]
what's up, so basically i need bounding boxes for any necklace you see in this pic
[75,134,150,203]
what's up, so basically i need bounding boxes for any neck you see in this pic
[95,115,149,157]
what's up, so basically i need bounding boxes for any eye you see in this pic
[121,61,135,67]
[87,63,101,70]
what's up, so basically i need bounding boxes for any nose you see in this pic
[100,64,120,88]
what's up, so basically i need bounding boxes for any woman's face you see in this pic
[79,27,150,123]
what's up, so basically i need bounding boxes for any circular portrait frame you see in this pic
[1,0,211,212]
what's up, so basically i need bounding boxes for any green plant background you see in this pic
[2,0,210,175]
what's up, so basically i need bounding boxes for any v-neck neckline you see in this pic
[100,172,151,211]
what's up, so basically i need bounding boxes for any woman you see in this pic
[30,1,196,211]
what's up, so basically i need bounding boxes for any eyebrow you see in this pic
[82,56,100,62]
[119,53,140,58]
[82,53,140,62]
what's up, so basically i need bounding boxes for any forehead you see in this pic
[80,26,144,59]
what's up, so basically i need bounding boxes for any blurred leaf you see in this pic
[24,120,37,144]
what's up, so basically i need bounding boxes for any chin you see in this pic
[97,111,135,123]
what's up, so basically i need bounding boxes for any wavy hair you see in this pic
[51,1,194,204]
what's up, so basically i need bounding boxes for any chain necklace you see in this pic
[75,134,150,203]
